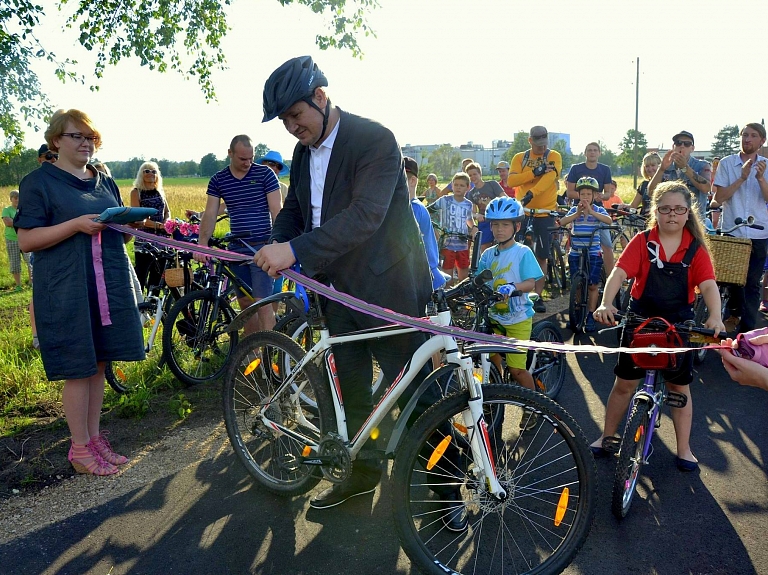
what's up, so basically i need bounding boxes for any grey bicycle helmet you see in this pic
[485,196,524,221]
[262,56,329,122]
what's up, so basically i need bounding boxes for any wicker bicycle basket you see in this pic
[708,235,751,286]
[164,253,186,288]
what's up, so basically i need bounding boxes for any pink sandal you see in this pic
[90,431,129,466]
[68,441,118,476]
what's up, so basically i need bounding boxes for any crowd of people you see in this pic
[4,54,767,537]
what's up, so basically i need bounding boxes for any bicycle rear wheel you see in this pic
[392,384,596,575]
[162,289,238,387]
[223,331,335,496]
[569,272,588,333]
[528,320,566,399]
[611,400,652,519]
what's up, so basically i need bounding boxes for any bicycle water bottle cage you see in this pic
[629,317,684,370]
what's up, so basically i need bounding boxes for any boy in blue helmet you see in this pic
[477,196,543,399]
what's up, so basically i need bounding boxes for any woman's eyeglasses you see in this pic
[657,205,689,215]
[144,169,157,174]
[61,133,100,145]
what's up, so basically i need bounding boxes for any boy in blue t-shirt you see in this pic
[477,196,543,393]
[559,176,612,332]
[428,172,476,285]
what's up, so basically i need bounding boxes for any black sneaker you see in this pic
[533,298,546,314]
[440,490,468,532]
[309,480,377,509]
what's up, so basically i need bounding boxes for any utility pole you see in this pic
[633,57,640,189]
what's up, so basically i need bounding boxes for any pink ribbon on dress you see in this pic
[92,232,112,326]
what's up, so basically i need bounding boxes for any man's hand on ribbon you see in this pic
[255,242,296,278]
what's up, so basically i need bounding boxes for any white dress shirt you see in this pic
[309,119,341,230]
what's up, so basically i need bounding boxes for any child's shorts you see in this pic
[568,252,603,285]
[442,249,469,270]
[492,317,532,370]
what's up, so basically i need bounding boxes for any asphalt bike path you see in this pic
[2,297,767,574]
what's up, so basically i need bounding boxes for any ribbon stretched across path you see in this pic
[110,223,727,356]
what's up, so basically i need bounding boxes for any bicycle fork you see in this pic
[457,359,506,499]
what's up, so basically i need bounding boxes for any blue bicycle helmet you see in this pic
[485,196,524,221]
[262,56,329,122]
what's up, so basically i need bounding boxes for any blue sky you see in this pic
[25,0,768,163]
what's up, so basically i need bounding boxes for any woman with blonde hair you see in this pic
[130,161,170,292]
[15,109,144,475]
[622,151,661,216]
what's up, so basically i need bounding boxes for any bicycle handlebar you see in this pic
[613,311,717,341]
[719,216,764,235]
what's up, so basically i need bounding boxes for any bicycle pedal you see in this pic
[664,391,688,409]
[601,436,621,453]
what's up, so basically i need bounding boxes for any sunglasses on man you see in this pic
[673,140,693,148]
[43,152,58,161]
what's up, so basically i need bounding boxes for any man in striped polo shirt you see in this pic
[195,134,282,333]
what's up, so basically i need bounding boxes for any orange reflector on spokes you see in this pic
[453,422,467,434]
[271,363,280,375]
[302,445,312,457]
[426,436,452,470]
[555,487,569,526]
[535,378,545,391]
[116,368,127,382]
[243,358,261,376]
[634,426,644,443]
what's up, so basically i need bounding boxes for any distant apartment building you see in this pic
[403,133,571,175]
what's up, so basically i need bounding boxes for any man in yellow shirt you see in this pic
[507,126,562,312]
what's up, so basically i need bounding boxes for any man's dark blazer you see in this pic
[270,109,432,323]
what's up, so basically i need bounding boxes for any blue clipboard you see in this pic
[94,207,158,224]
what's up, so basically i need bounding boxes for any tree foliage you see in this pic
[711,125,740,158]
[427,145,461,180]
[552,139,573,170]
[501,132,530,163]
[0,0,380,160]
[616,129,648,169]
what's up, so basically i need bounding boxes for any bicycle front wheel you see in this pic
[162,289,238,386]
[692,295,708,364]
[611,400,652,519]
[569,272,588,333]
[528,320,566,399]
[393,384,596,575]
[223,331,335,496]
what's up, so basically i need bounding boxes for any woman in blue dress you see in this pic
[16,109,144,476]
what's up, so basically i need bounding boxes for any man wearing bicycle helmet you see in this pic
[477,197,543,415]
[255,57,460,524]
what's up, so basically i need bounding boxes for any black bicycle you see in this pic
[106,243,200,393]
[162,233,252,387]
[564,224,620,333]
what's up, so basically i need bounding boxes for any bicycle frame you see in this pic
[258,306,517,498]
[627,370,664,464]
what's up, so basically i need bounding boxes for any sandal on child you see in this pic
[68,441,118,476]
[90,431,129,466]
